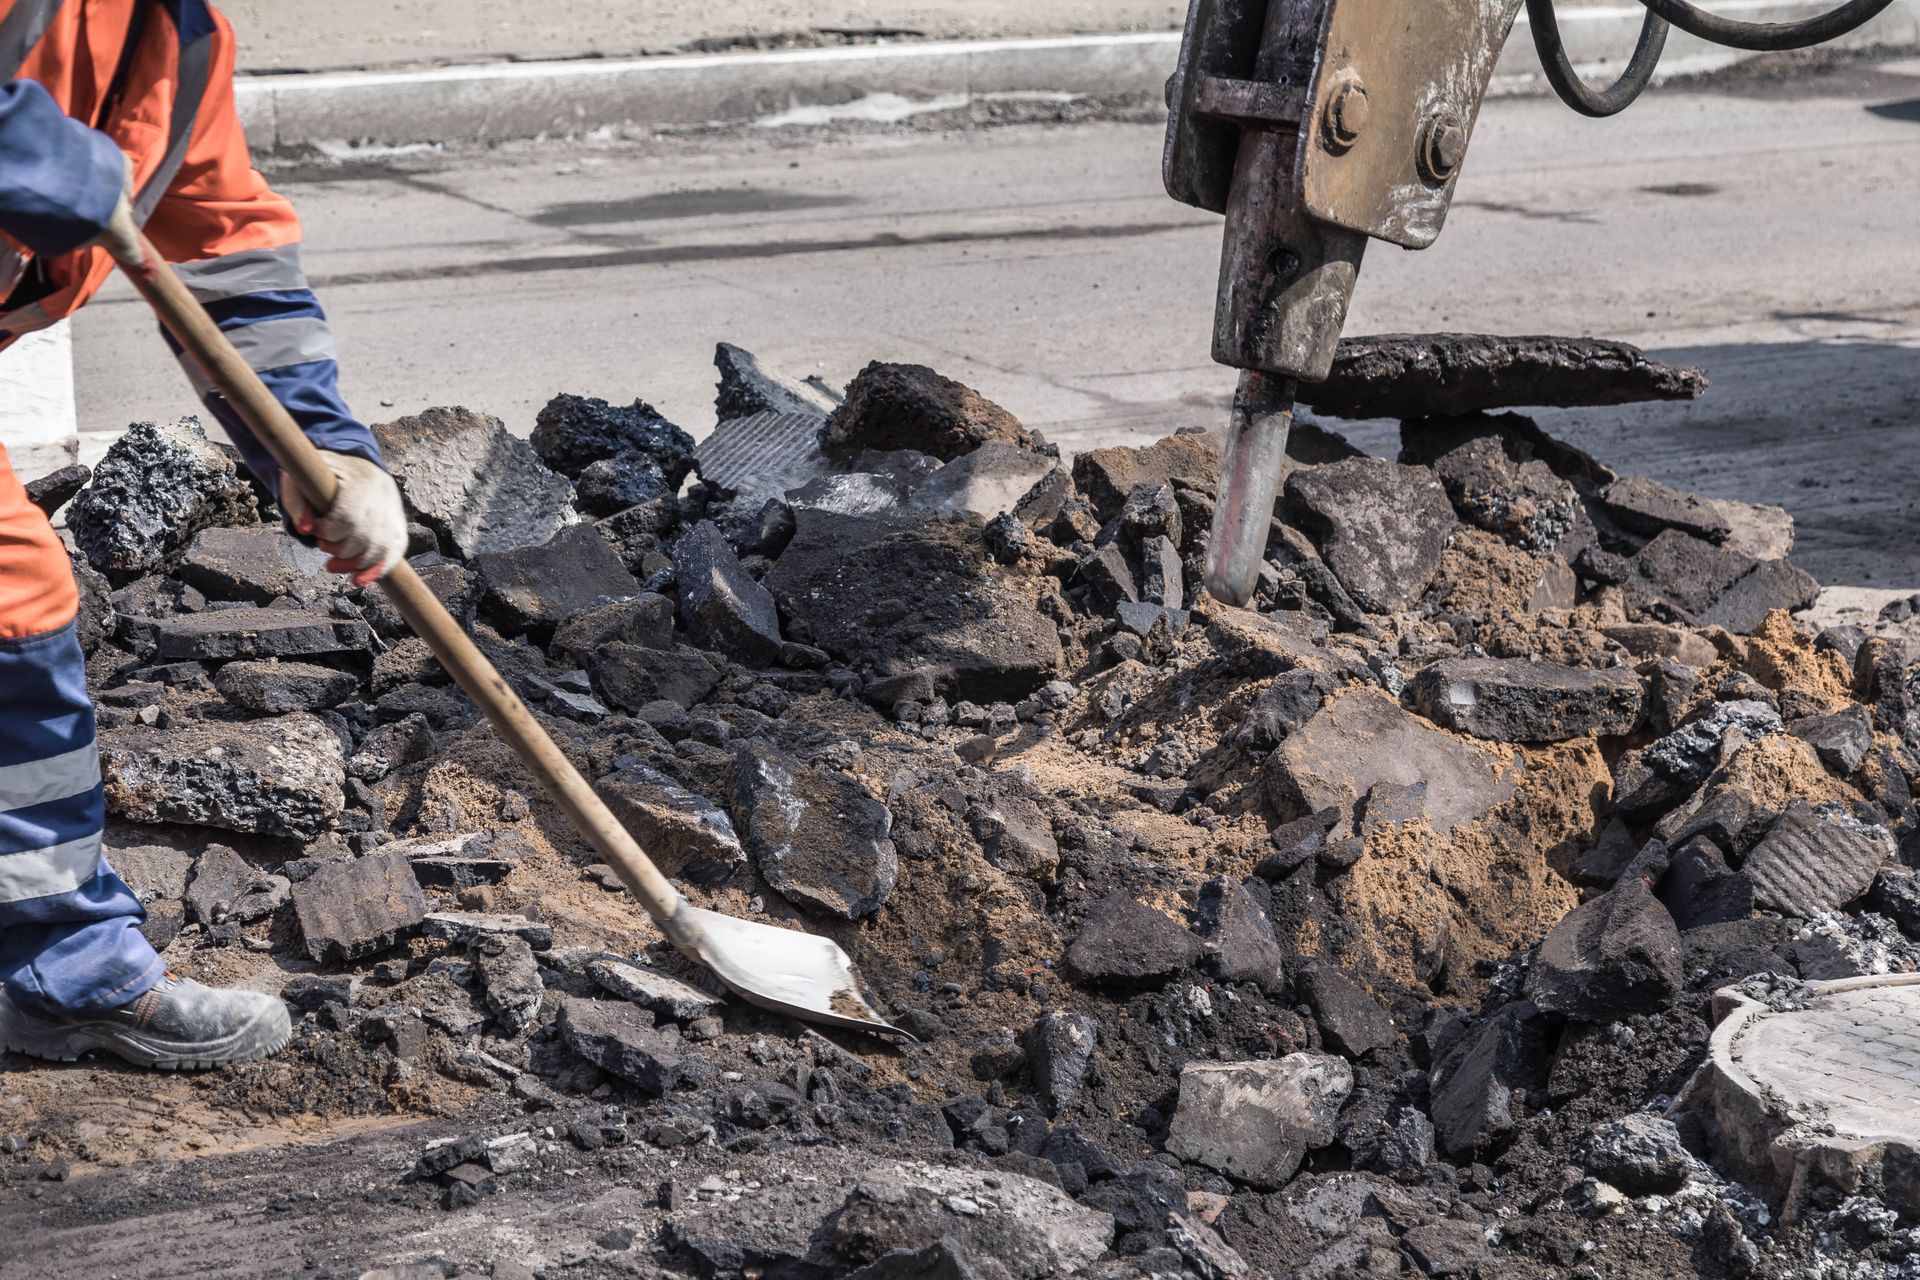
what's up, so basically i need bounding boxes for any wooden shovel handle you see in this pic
[108,232,691,936]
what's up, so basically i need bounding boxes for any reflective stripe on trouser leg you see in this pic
[0,449,160,1016]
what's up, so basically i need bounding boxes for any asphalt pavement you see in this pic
[72,55,1920,587]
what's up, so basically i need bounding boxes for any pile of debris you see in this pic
[11,332,1920,1280]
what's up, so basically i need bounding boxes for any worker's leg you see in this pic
[0,441,163,1016]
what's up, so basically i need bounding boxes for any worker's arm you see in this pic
[0,79,125,256]
[141,8,403,582]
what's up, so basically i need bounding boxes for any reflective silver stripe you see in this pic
[0,833,103,904]
[0,745,100,814]
[0,0,62,78]
[132,29,213,225]
[179,314,335,394]
[172,244,310,303]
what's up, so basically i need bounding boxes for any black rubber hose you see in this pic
[1529,0,1670,116]
[1634,0,1896,51]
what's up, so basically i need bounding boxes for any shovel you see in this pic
[107,230,902,1039]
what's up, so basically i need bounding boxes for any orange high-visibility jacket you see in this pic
[0,0,379,641]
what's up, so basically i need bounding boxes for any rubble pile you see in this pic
[12,335,1920,1279]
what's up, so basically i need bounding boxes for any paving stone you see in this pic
[590,643,723,712]
[1196,877,1284,992]
[152,607,371,662]
[734,741,898,920]
[1409,658,1643,742]
[1430,1004,1534,1160]
[1263,689,1518,835]
[214,660,358,714]
[714,341,840,422]
[372,406,577,558]
[1023,1010,1098,1116]
[291,851,427,963]
[1743,800,1895,918]
[1063,892,1202,992]
[1072,434,1220,522]
[470,934,544,1036]
[906,443,1060,522]
[587,958,725,1020]
[1526,878,1683,1020]
[557,997,694,1095]
[1305,334,1705,420]
[673,520,782,664]
[100,713,345,839]
[529,393,695,486]
[766,510,1063,702]
[1295,960,1397,1058]
[474,523,639,641]
[825,362,1037,461]
[1166,1054,1353,1188]
[1789,706,1873,776]
[68,417,259,577]
[1283,458,1457,614]
[1583,1113,1691,1195]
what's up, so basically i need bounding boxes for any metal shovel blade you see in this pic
[673,903,904,1037]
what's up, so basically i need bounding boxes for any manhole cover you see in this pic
[1686,973,1920,1220]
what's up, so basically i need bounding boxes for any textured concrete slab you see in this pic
[1686,974,1920,1221]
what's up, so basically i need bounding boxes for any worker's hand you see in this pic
[281,453,408,587]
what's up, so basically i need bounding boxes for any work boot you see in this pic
[0,973,291,1070]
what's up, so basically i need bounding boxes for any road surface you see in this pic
[72,55,1920,586]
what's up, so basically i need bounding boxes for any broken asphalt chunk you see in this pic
[1063,893,1201,991]
[1303,334,1705,420]
[152,607,371,662]
[292,851,427,963]
[557,997,697,1095]
[1165,1054,1353,1188]
[1408,658,1643,742]
[372,406,577,558]
[68,417,258,578]
[714,341,839,422]
[1526,878,1683,1021]
[529,392,694,486]
[734,741,898,920]
[1284,458,1457,614]
[100,713,345,839]
[213,659,358,714]
[474,523,639,642]
[673,520,783,665]
[600,764,745,883]
[825,362,1036,461]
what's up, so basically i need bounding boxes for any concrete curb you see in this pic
[236,1,1920,149]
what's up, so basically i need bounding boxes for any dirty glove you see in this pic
[280,452,408,586]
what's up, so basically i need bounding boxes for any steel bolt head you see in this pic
[1324,82,1370,150]
[1419,113,1468,181]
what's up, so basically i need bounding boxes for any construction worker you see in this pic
[0,0,407,1068]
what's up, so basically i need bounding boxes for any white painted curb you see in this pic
[234,1,1919,149]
